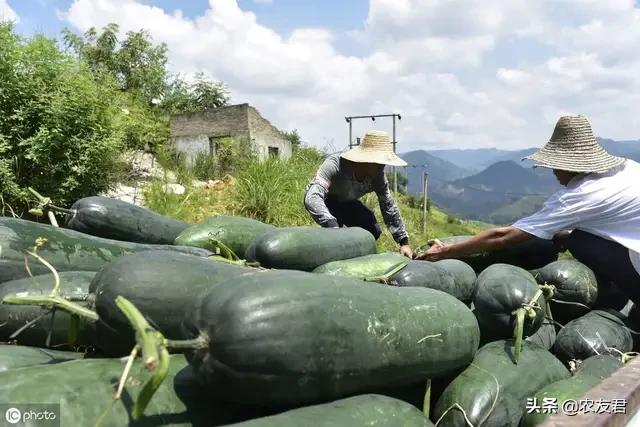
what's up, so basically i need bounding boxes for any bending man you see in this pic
[417,115,640,305]
[304,130,412,258]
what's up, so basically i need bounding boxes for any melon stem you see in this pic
[208,255,249,266]
[364,260,408,284]
[114,296,171,420]
[423,379,432,417]
[2,294,99,320]
[513,308,525,364]
[165,336,208,350]
[27,187,75,226]
[208,238,241,261]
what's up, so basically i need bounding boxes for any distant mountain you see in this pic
[426,137,640,172]
[598,138,640,162]
[398,150,473,194]
[452,160,559,194]
[429,160,561,222]
[399,137,640,224]
[486,195,549,225]
[425,148,515,173]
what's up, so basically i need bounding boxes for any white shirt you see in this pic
[512,159,640,275]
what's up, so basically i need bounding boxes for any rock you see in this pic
[205,179,223,190]
[124,150,176,183]
[191,180,208,189]
[221,174,236,185]
[100,185,144,206]
[163,183,185,195]
[151,168,177,183]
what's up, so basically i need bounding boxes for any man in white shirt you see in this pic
[417,115,640,305]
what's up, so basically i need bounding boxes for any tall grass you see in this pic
[143,145,487,251]
[233,147,323,225]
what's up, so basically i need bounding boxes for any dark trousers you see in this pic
[325,198,382,240]
[568,230,640,307]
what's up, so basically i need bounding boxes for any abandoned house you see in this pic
[169,103,292,165]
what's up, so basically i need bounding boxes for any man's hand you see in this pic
[400,244,413,259]
[414,242,448,261]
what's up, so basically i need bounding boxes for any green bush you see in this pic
[446,214,461,224]
[191,137,256,182]
[192,152,218,181]
[0,23,126,213]
[153,145,193,186]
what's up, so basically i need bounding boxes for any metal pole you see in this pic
[392,115,397,193]
[348,119,353,149]
[422,171,428,235]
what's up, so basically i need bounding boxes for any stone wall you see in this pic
[170,103,291,164]
[247,106,292,160]
[170,104,250,137]
[173,134,209,165]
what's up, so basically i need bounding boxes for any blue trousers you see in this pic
[325,198,382,240]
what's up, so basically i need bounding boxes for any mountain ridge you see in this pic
[396,137,640,224]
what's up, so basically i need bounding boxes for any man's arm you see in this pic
[415,226,533,261]
[304,183,339,228]
[304,156,340,228]
[374,173,409,245]
[416,187,582,261]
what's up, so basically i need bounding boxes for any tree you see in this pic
[281,129,302,151]
[385,171,408,194]
[0,22,126,213]
[62,24,168,103]
[160,72,230,115]
[62,24,178,151]
[62,24,230,145]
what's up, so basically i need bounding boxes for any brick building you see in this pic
[169,103,292,164]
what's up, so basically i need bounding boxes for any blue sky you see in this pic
[10,0,369,54]
[3,0,640,151]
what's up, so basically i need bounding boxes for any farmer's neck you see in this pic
[553,169,580,186]
[351,162,381,181]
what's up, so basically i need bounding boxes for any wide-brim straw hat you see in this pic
[341,130,407,167]
[523,114,626,173]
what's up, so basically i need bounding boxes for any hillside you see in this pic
[429,160,560,222]
[144,148,487,253]
[405,137,640,223]
[425,148,511,172]
[486,195,549,225]
[398,150,473,194]
[451,160,559,194]
[598,138,640,162]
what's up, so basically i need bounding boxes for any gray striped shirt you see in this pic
[304,154,409,244]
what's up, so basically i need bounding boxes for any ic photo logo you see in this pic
[4,407,21,424]
[2,405,59,426]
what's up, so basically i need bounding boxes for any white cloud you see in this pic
[61,0,640,151]
[253,0,272,4]
[0,0,19,23]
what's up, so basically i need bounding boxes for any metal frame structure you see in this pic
[345,113,402,193]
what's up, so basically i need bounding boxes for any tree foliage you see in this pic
[0,22,232,214]
[281,129,302,149]
[386,171,408,194]
[62,23,168,103]
[0,22,126,212]
[160,72,230,115]
[62,24,230,144]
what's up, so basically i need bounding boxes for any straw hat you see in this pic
[524,115,625,173]
[341,130,407,166]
